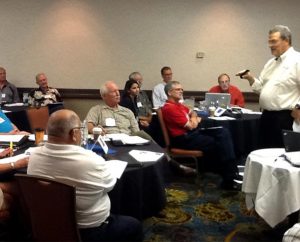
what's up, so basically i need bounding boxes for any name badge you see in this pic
[105,118,116,127]
[137,102,143,108]
[1,94,5,98]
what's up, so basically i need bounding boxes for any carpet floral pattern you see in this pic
[143,173,289,242]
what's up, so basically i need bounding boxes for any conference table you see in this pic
[105,140,167,220]
[2,103,64,133]
[7,138,167,220]
[242,148,300,227]
[199,113,262,159]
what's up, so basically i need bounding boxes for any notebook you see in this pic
[205,93,231,108]
[282,130,300,152]
[0,135,29,148]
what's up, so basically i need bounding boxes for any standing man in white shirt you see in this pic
[240,25,300,148]
[152,66,173,108]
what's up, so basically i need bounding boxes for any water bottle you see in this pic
[81,119,89,147]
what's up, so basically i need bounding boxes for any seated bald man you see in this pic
[27,109,143,242]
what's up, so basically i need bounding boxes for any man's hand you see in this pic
[236,71,255,86]
[291,108,300,124]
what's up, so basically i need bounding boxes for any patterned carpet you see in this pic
[143,173,290,242]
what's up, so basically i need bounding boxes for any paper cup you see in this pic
[34,128,45,145]
[92,127,102,141]
[208,106,216,117]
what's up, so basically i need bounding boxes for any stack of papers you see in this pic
[129,150,164,162]
[106,133,150,145]
[0,135,26,143]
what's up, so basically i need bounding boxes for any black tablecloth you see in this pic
[4,105,31,132]
[3,103,64,133]
[107,141,167,220]
[200,114,261,159]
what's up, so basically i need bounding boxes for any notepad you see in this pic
[0,135,29,148]
[129,150,164,162]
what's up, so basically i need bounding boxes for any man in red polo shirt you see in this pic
[209,73,245,107]
[162,81,239,190]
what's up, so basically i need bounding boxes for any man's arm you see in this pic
[152,86,161,108]
[292,107,300,124]
[86,106,101,134]
[185,111,201,130]
[10,85,20,103]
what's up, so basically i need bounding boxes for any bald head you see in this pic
[47,109,82,145]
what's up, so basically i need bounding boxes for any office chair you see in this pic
[26,106,49,133]
[15,174,81,242]
[156,108,203,174]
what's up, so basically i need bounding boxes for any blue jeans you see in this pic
[79,214,143,242]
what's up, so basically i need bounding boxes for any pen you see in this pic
[9,141,13,157]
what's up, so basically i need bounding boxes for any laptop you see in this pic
[282,130,300,152]
[205,93,231,108]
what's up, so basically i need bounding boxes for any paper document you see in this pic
[106,160,127,179]
[0,154,29,164]
[129,150,164,162]
[208,116,236,120]
[0,135,26,143]
[4,103,24,107]
[28,134,48,141]
[231,107,262,115]
[106,133,149,145]
[282,152,300,167]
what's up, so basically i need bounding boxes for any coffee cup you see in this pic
[34,128,45,145]
[208,106,216,117]
[92,127,102,141]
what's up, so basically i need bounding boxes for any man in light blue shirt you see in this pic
[152,66,173,108]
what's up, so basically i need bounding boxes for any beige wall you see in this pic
[63,99,102,120]
[1,0,300,93]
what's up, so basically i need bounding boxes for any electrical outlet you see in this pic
[196,52,205,58]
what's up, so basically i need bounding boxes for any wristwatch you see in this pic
[10,162,15,169]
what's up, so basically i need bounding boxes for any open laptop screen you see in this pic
[205,93,231,108]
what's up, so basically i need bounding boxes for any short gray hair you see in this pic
[99,81,115,98]
[269,25,292,45]
[128,72,141,80]
[35,72,46,82]
[164,80,180,96]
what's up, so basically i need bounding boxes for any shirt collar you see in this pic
[275,46,293,62]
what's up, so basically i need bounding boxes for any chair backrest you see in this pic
[156,108,171,148]
[15,174,81,242]
[26,107,49,133]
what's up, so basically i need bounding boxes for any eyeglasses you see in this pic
[70,126,84,133]
[171,88,184,92]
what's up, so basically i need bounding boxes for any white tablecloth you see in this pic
[242,148,300,227]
